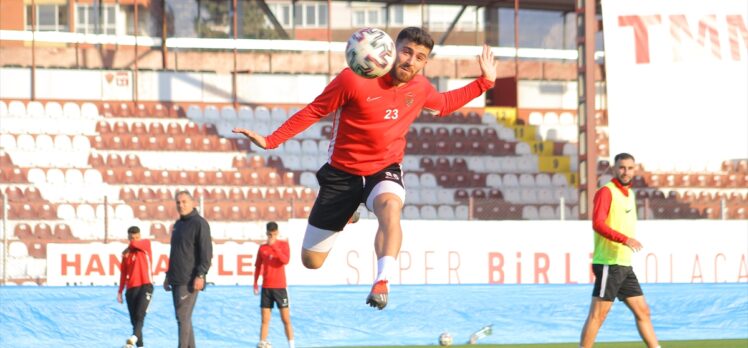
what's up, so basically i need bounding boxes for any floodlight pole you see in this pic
[576,0,599,219]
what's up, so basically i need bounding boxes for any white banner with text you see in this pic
[46,220,748,286]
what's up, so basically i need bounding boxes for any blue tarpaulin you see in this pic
[1,283,746,347]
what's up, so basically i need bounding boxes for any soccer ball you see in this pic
[345,28,396,78]
[439,331,453,346]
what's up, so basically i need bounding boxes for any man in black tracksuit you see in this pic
[164,190,213,348]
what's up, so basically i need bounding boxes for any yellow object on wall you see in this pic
[484,107,516,126]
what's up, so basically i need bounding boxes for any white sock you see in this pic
[375,256,397,282]
[288,339,295,348]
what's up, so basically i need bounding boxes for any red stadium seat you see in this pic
[149,122,166,135]
[54,223,74,240]
[265,188,281,201]
[283,172,295,186]
[34,223,53,240]
[113,120,129,134]
[135,103,150,117]
[451,127,466,139]
[228,188,245,201]
[184,122,200,135]
[153,103,167,117]
[266,172,282,186]
[434,157,451,171]
[4,186,23,201]
[138,187,155,201]
[24,187,43,201]
[150,223,169,242]
[246,206,261,220]
[14,223,33,239]
[166,122,182,135]
[96,120,112,134]
[247,188,264,202]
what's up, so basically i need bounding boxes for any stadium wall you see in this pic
[43,220,748,286]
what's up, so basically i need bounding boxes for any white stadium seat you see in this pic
[405,189,421,204]
[54,134,72,151]
[522,205,539,219]
[420,189,438,204]
[420,205,438,219]
[63,102,81,118]
[528,111,543,126]
[437,205,455,220]
[8,101,26,117]
[57,204,76,219]
[16,134,35,150]
[0,134,16,150]
[403,205,420,219]
[404,173,420,188]
[204,105,219,121]
[45,102,64,118]
[186,105,202,120]
[238,106,253,120]
[455,205,469,220]
[220,106,237,120]
[81,102,99,118]
[0,100,6,117]
[35,134,54,151]
[27,101,45,118]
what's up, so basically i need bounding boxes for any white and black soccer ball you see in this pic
[439,331,453,346]
[345,27,396,79]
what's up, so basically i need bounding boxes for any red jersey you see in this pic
[265,68,494,176]
[592,178,631,244]
[254,240,290,289]
[118,239,154,294]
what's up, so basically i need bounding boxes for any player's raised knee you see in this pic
[301,250,326,269]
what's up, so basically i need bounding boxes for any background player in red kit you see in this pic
[254,222,294,348]
[234,27,497,310]
[117,226,154,348]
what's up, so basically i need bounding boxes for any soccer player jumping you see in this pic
[234,27,496,310]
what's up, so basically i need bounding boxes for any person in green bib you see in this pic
[579,153,660,348]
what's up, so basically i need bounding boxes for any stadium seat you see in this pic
[420,189,438,205]
[437,205,455,219]
[27,101,45,118]
[522,205,539,219]
[81,102,99,118]
[8,101,26,117]
[0,100,6,118]
[14,223,33,239]
[420,205,437,219]
[63,102,81,118]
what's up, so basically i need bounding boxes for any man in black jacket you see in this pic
[164,190,213,348]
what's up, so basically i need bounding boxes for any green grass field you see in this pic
[341,339,748,348]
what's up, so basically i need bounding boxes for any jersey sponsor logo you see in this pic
[384,171,400,181]
[405,92,415,107]
[366,96,383,102]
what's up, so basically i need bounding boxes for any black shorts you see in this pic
[309,163,405,231]
[592,264,643,301]
[260,288,289,309]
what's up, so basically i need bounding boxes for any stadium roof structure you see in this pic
[348,0,578,12]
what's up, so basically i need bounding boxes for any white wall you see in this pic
[46,220,748,286]
[0,68,31,99]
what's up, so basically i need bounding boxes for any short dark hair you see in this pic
[396,27,434,52]
[614,153,635,164]
[127,226,140,234]
[266,221,278,232]
[174,190,193,200]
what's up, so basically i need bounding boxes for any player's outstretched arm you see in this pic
[478,44,497,83]
[232,128,268,149]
